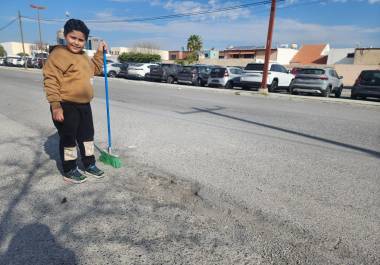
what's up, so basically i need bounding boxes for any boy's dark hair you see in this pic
[64,19,90,40]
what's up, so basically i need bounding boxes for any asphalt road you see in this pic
[0,67,379,264]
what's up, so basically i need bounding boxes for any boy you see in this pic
[43,19,107,184]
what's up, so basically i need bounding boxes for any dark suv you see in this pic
[177,65,215,86]
[148,64,182,83]
[351,70,380,99]
[116,63,132,78]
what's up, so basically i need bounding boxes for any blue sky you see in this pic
[0,0,379,50]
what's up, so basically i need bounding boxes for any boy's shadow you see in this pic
[44,133,64,174]
[0,223,77,265]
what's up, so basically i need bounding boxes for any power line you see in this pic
[20,0,286,24]
[0,18,17,32]
[19,0,326,25]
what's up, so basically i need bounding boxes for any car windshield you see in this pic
[211,68,226,74]
[245,64,264,71]
[182,66,194,73]
[298,69,325,75]
[361,71,380,85]
[133,63,144,67]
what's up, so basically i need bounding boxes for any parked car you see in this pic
[26,57,33,68]
[5,56,25,67]
[177,65,215,86]
[102,62,123,77]
[351,70,380,99]
[240,63,294,91]
[289,67,343,97]
[30,57,47,68]
[0,57,5,65]
[208,66,243,89]
[117,63,132,78]
[147,63,182,83]
[127,63,157,79]
[291,67,303,75]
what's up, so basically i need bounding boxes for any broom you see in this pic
[96,47,122,168]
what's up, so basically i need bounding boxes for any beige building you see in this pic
[110,47,169,60]
[353,48,380,65]
[0,42,37,56]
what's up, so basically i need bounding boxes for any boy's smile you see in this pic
[65,30,86,53]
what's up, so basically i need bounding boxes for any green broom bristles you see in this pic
[96,145,122,168]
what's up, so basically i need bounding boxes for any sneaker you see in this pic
[85,164,104,179]
[64,168,87,184]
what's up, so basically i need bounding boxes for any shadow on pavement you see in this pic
[177,106,380,159]
[43,132,63,175]
[0,223,77,265]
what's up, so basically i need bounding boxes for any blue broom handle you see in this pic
[103,48,112,152]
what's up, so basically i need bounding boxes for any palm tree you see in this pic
[187,35,203,52]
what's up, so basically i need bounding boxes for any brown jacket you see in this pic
[43,46,103,109]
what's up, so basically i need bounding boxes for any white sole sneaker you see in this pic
[84,171,105,179]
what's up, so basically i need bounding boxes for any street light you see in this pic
[30,4,46,53]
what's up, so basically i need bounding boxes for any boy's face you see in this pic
[65,30,86,53]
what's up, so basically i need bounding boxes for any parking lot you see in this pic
[2,64,380,109]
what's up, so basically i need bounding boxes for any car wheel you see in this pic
[225,81,233,89]
[290,87,297,95]
[242,85,250,90]
[108,71,116,78]
[167,76,174,84]
[269,79,278,92]
[351,93,357,99]
[322,86,331,97]
[335,86,342,98]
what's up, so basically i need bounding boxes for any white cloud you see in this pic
[88,13,380,49]
[162,0,251,21]
[109,0,161,5]
[368,0,380,3]
[84,2,379,49]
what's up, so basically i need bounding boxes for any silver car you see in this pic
[208,66,243,89]
[290,67,343,97]
[102,63,122,77]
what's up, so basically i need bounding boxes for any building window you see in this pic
[170,54,177,60]
[232,54,239,58]
[219,56,224,59]
[243,54,255,58]
[347,53,354,58]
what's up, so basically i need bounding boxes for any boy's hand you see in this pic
[98,41,108,53]
[52,108,64,122]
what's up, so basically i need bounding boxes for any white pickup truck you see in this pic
[241,63,294,91]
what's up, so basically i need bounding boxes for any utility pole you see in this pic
[259,0,276,95]
[17,10,27,69]
[30,4,46,54]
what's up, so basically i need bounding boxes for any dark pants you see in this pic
[52,102,95,173]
